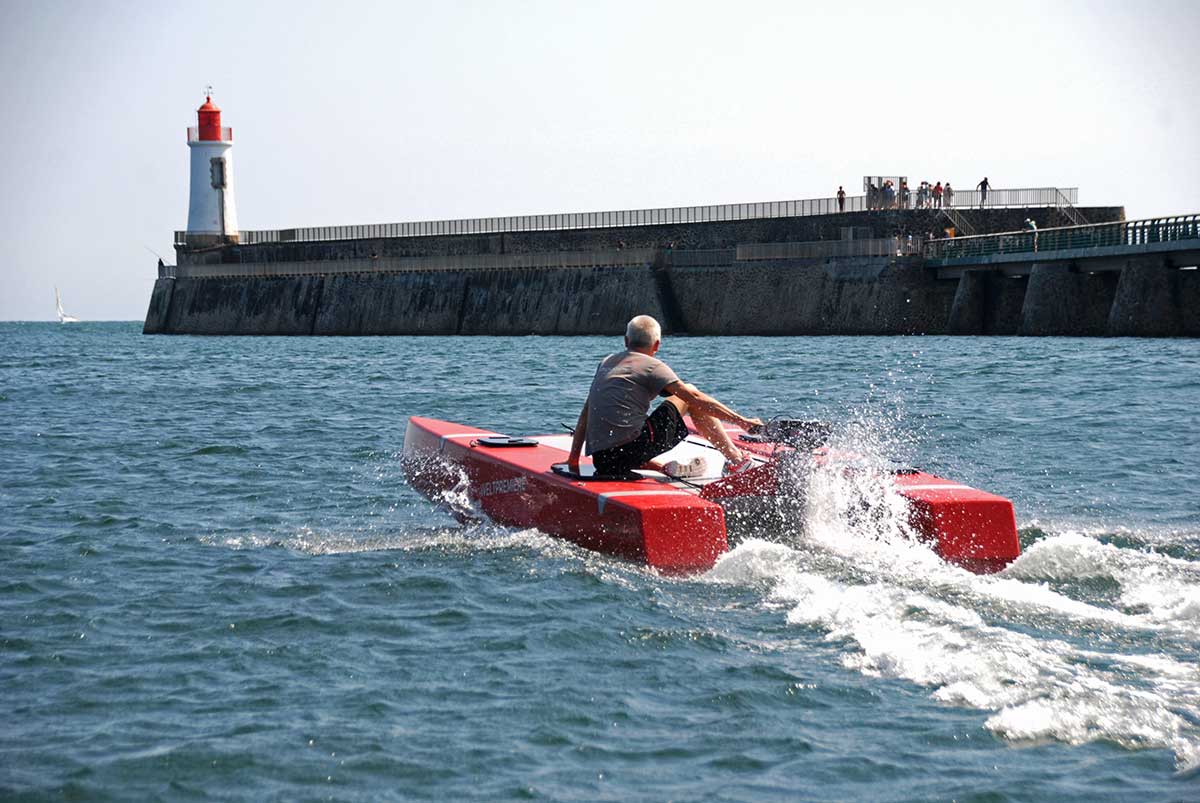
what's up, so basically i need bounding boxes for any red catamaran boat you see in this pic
[403,415,1020,574]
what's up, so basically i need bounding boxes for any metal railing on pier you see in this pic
[867,186,1079,211]
[925,214,1200,262]
[172,186,1080,247]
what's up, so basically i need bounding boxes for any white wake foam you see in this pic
[1008,531,1200,627]
[705,425,1200,772]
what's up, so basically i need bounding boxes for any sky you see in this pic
[1,0,1197,321]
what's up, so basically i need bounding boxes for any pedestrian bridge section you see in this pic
[926,215,1200,337]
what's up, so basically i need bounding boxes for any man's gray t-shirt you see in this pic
[584,351,680,454]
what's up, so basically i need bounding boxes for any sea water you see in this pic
[1,322,1197,801]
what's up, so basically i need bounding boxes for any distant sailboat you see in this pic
[55,287,80,323]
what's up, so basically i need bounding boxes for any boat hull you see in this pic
[403,416,1021,574]
[403,417,727,572]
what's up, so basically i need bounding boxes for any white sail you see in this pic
[55,287,80,323]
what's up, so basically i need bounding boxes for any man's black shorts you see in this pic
[592,402,689,475]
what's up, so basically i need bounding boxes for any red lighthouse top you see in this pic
[196,95,223,141]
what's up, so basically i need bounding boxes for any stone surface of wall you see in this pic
[664,258,955,335]
[145,252,1196,338]
[145,262,669,336]
[145,255,959,337]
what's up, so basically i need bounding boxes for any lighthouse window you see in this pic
[210,157,227,189]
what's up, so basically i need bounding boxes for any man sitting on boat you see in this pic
[567,315,762,477]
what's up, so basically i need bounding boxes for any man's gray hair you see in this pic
[625,315,661,348]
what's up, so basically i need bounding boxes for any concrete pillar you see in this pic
[947,270,987,334]
[1107,260,1184,337]
[1183,269,1200,337]
[949,270,1027,335]
[1019,263,1118,336]
[986,274,1027,335]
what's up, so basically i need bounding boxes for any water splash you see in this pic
[401,451,482,522]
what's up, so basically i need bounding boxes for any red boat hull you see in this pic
[403,416,1021,574]
[403,417,728,572]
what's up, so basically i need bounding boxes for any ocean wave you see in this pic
[199,523,570,561]
[186,444,250,457]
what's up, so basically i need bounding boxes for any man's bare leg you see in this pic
[690,409,746,464]
[663,395,745,464]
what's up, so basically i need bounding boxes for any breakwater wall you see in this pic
[145,205,1200,338]
[145,252,1199,338]
[144,252,957,336]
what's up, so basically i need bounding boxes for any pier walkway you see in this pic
[925,214,1200,278]
[175,186,1081,247]
[925,214,1200,337]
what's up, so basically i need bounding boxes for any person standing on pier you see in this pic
[977,177,991,207]
[933,182,943,208]
[944,182,954,208]
[837,186,846,212]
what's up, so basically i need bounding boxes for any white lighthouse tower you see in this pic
[186,91,239,242]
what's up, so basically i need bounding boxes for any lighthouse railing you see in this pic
[187,126,233,142]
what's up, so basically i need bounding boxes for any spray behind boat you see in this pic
[725,417,927,545]
[710,417,836,540]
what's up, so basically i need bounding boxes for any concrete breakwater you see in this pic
[143,205,1199,337]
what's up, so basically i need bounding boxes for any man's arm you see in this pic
[664,381,762,430]
[567,401,588,467]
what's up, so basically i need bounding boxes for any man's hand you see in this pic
[741,416,764,432]
[568,402,588,470]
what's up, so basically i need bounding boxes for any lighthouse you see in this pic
[186,92,239,242]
